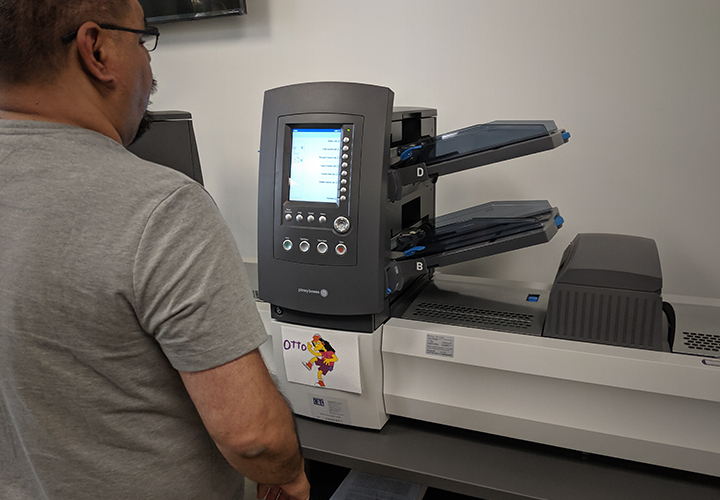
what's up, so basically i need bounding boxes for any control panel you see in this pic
[258,82,393,318]
[273,115,363,266]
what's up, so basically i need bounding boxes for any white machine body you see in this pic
[257,274,720,477]
[258,303,388,429]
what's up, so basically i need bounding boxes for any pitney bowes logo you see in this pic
[297,287,329,298]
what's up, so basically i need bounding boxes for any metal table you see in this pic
[297,415,720,500]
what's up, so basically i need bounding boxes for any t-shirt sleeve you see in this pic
[132,183,267,372]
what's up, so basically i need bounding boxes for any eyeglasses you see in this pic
[61,24,160,52]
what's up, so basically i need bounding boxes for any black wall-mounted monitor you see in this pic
[139,0,247,24]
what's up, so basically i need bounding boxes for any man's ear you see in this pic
[75,22,117,87]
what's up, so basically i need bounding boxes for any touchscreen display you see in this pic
[288,128,343,204]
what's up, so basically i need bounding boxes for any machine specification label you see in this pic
[309,394,351,425]
[426,334,455,358]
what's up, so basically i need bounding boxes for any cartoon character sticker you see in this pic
[302,335,338,387]
[281,325,362,394]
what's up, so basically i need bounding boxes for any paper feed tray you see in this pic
[392,200,563,269]
[394,120,570,178]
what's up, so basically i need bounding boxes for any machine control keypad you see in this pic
[276,121,356,265]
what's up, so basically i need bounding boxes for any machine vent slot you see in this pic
[680,331,720,355]
[411,302,534,330]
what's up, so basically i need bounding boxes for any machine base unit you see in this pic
[258,303,388,429]
[382,320,720,477]
[256,275,720,478]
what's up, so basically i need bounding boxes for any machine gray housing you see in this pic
[258,82,395,321]
[544,233,667,351]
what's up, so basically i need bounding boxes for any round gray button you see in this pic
[343,137,350,143]
[299,241,310,253]
[319,215,327,224]
[317,242,328,254]
[334,216,350,233]
[284,213,292,221]
[296,214,303,222]
[307,215,315,223]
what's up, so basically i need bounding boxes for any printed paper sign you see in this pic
[281,325,362,394]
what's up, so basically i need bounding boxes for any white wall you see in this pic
[148,0,720,299]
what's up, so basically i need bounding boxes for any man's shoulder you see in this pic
[2,119,196,189]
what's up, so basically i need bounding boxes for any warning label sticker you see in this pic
[426,334,455,358]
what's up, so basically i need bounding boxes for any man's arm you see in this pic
[179,349,310,500]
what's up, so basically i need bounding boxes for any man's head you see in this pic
[0,0,157,146]
[0,0,131,85]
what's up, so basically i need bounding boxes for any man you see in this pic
[0,1,310,499]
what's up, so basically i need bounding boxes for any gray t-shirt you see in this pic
[0,121,267,499]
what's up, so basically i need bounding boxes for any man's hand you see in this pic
[257,469,311,500]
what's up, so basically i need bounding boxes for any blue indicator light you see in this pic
[527,294,540,302]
